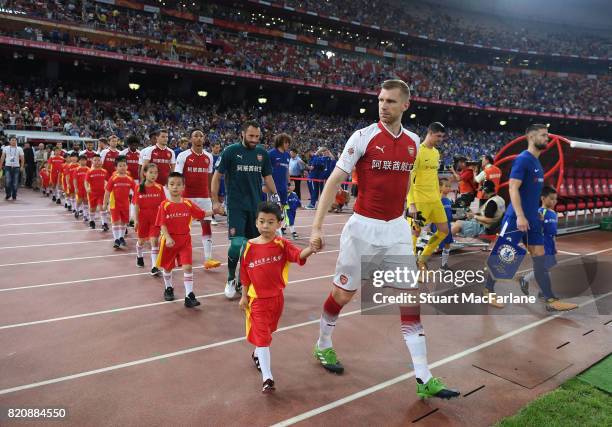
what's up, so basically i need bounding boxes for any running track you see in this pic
[0,191,610,426]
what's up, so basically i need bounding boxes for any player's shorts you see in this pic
[415,201,448,225]
[88,192,104,208]
[498,213,544,247]
[245,295,284,347]
[76,190,87,203]
[50,173,60,186]
[110,207,130,223]
[334,213,416,292]
[136,209,160,239]
[227,207,258,239]
[156,234,193,271]
[191,198,212,221]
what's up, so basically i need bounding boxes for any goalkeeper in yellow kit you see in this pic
[407,122,449,275]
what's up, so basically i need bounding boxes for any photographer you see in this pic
[450,156,477,206]
[451,180,505,238]
[475,154,502,206]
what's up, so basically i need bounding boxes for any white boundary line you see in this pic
[0,221,73,227]
[557,250,581,256]
[0,289,609,398]
[0,235,342,268]
[0,274,336,331]
[0,221,347,238]
[0,222,347,250]
[0,249,340,293]
[270,290,612,426]
[1,214,74,219]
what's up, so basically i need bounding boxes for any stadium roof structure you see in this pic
[3,130,98,142]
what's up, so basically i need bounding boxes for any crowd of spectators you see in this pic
[3,19,610,117]
[3,0,609,58]
[0,81,512,166]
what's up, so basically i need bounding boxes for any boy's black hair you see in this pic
[541,185,557,198]
[115,155,127,165]
[168,171,184,181]
[78,155,87,161]
[257,201,283,221]
[93,153,101,158]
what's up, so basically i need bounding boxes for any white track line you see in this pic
[270,290,612,426]
[0,248,340,293]
[0,274,335,331]
[557,250,581,256]
[0,235,342,268]
[0,223,347,250]
[0,221,74,227]
[0,289,609,398]
[1,214,74,219]
[0,221,347,238]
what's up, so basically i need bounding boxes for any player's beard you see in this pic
[535,141,548,150]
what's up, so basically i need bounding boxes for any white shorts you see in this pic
[333,213,416,292]
[191,198,213,220]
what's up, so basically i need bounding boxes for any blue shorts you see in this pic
[498,213,544,247]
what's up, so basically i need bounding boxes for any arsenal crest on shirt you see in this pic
[408,146,415,157]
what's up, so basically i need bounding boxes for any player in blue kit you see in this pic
[268,134,291,232]
[519,186,562,298]
[484,124,577,311]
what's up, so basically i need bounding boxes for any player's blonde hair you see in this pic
[381,79,411,100]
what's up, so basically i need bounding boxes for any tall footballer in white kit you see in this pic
[309,79,459,399]
[174,129,222,269]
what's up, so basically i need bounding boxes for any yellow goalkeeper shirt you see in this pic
[407,144,440,204]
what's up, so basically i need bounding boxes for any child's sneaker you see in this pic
[119,237,127,247]
[113,239,121,249]
[164,286,175,301]
[151,267,161,277]
[89,220,95,229]
[224,279,238,299]
[102,223,109,232]
[416,377,460,399]
[291,231,299,240]
[262,379,275,394]
[136,257,145,268]
[519,275,530,296]
[184,292,201,308]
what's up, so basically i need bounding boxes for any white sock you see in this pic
[136,241,144,258]
[101,211,109,225]
[163,270,172,289]
[402,325,432,383]
[112,225,121,240]
[441,248,450,266]
[317,313,337,350]
[151,246,159,267]
[524,271,535,283]
[202,235,213,261]
[289,225,296,233]
[184,272,193,295]
[83,205,89,220]
[255,346,272,381]
[129,203,135,222]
